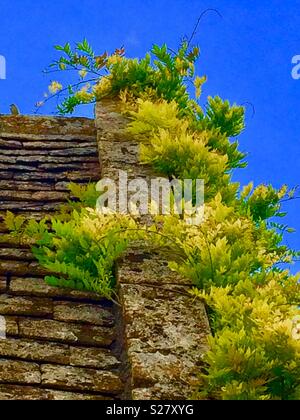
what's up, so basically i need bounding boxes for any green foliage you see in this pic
[197,96,245,137]
[189,280,300,400]
[68,182,100,207]
[238,183,288,222]
[128,99,244,202]
[123,70,300,399]
[5,208,139,299]
[41,40,201,115]
[4,212,28,235]
[31,39,300,399]
[149,202,300,400]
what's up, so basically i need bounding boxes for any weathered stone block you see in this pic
[131,385,186,401]
[53,301,114,327]
[100,164,153,184]
[0,261,31,276]
[0,260,50,277]
[22,141,96,150]
[118,249,192,286]
[15,155,97,165]
[9,277,104,301]
[0,338,70,364]
[19,318,115,347]
[0,385,112,400]
[0,294,53,317]
[0,202,64,212]
[0,190,69,202]
[9,278,58,297]
[119,282,210,399]
[70,346,120,370]
[120,284,210,355]
[0,115,96,136]
[130,351,199,399]
[95,100,128,136]
[0,147,96,157]
[41,364,123,394]
[100,141,139,165]
[0,248,33,261]
[0,139,22,149]
[0,359,41,384]
[13,169,100,182]
[0,180,52,191]
[0,234,28,248]
[3,316,19,336]
[27,262,51,276]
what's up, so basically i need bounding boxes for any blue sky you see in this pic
[1,0,300,271]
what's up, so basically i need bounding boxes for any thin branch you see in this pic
[241,101,256,120]
[34,77,99,114]
[167,47,178,56]
[95,226,186,257]
[43,67,103,78]
[44,58,103,77]
[280,196,300,204]
[43,67,84,74]
[187,9,223,48]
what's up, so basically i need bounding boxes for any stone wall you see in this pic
[0,115,122,400]
[95,101,210,400]
[0,106,211,400]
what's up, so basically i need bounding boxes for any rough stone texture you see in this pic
[118,253,210,400]
[3,317,19,336]
[53,301,114,327]
[70,347,120,370]
[0,249,34,261]
[0,360,41,384]
[41,364,123,394]
[0,295,53,317]
[9,277,105,301]
[0,115,100,225]
[0,115,95,136]
[18,318,115,347]
[0,338,70,364]
[0,260,50,276]
[0,190,70,202]
[0,114,122,400]
[118,249,191,286]
[0,385,113,400]
[121,284,209,355]
[95,100,153,185]
[0,102,211,400]
[96,100,211,400]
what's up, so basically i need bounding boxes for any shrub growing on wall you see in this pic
[7,40,300,400]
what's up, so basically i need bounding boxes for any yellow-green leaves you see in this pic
[154,180,300,399]
[203,96,245,137]
[38,39,300,399]
[241,182,254,200]
[48,81,63,94]
[194,75,207,99]
[241,184,287,221]
[4,211,26,233]
[127,99,183,138]
[197,279,300,400]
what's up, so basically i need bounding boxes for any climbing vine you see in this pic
[7,40,300,400]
